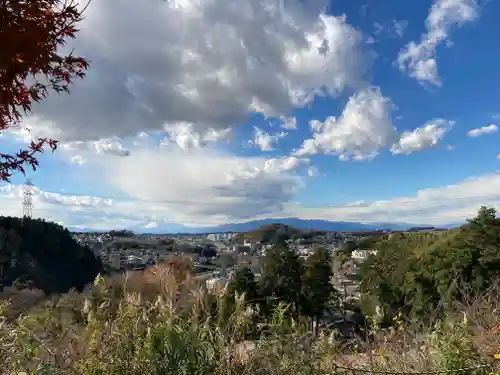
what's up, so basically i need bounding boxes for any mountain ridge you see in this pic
[72,218,460,234]
[139,218,453,234]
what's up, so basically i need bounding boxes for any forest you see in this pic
[0,216,103,294]
[359,206,500,322]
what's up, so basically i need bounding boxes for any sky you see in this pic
[1,0,500,231]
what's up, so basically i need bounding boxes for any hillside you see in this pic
[232,223,324,244]
[359,206,500,319]
[0,216,103,294]
[1,254,499,374]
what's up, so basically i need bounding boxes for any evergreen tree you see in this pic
[358,206,500,322]
[0,216,102,293]
[334,239,356,268]
[226,265,257,303]
[430,206,500,305]
[301,247,334,332]
[259,244,303,317]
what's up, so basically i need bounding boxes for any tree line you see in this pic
[224,243,339,334]
[0,216,103,293]
[358,206,500,323]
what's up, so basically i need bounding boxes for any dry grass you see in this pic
[0,259,499,375]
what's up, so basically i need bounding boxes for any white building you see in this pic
[351,249,377,261]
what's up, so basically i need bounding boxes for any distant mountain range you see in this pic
[192,218,412,233]
[73,217,461,235]
[136,217,459,234]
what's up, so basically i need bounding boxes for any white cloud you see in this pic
[295,87,397,160]
[164,124,201,150]
[397,0,479,86]
[370,20,408,40]
[4,123,133,157]
[70,155,87,165]
[280,173,500,226]
[307,165,320,177]
[393,20,409,38]
[373,22,385,35]
[96,148,310,225]
[496,154,500,160]
[294,91,453,159]
[203,128,233,143]
[22,0,368,142]
[0,146,314,228]
[280,116,298,130]
[250,127,288,151]
[467,124,498,137]
[133,131,152,147]
[163,123,232,150]
[391,119,454,155]
[62,138,131,157]
[3,118,64,143]
[3,172,500,229]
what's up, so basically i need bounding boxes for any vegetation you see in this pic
[359,206,500,322]
[0,261,499,375]
[226,265,258,304]
[109,230,135,237]
[1,0,89,181]
[301,246,335,332]
[0,216,102,293]
[259,244,304,318]
[234,223,324,245]
[0,205,499,374]
[2,0,499,372]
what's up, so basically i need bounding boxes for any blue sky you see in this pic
[1,0,500,231]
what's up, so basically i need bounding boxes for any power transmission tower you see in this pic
[22,179,34,218]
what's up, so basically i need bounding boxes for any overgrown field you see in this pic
[1,262,499,375]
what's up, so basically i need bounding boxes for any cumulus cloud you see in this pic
[23,0,367,142]
[62,138,131,156]
[4,121,133,157]
[391,119,454,155]
[250,127,288,151]
[163,123,233,150]
[280,116,298,130]
[397,0,479,86]
[294,90,454,160]
[3,118,64,143]
[467,124,498,137]
[295,87,397,160]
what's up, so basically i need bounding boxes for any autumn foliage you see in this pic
[0,0,89,182]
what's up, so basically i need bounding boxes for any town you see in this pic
[72,227,392,302]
